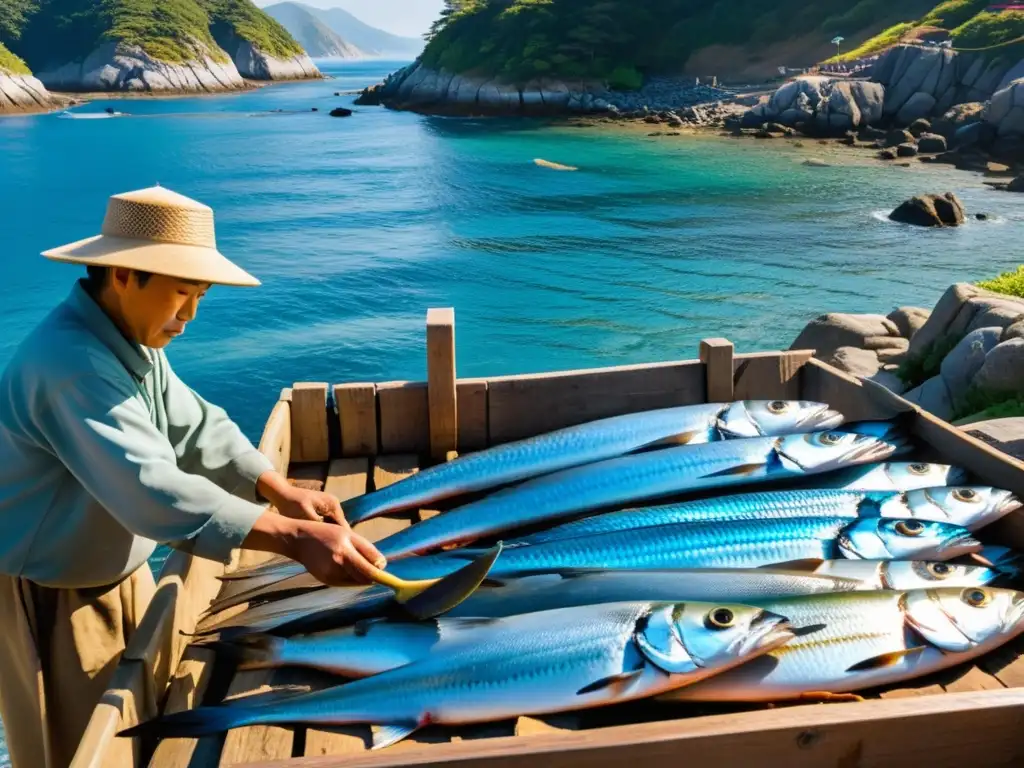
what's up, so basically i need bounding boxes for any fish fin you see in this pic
[846,646,928,673]
[638,430,706,450]
[576,669,644,696]
[371,721,420,750]
[759,559,825,573]
[118,706,249,740]
[227,635,287,671]
[443,617,501,629]
[701,463,767,479]
[395,543,503,620]
[790,623,829,638]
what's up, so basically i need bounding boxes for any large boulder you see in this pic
[825,346,884,379]
[948,295,1024,339]
[887,307,931,340]
[973,338,1024,393]
[883,48,945,117]
[896,92,937,126]
[888,192,965,228]
[917,133,948,153]
[954,120,998,150]
[897,143,919,158]
[931,102,985,140]
[940,327,1004,405]
[985,78,1024,137]
[0,72,57,112]
[909,283,986,358]
[903,375,954,421]
[885,128,915,147]
[790,313,904,359]
[1009,176,1024,192]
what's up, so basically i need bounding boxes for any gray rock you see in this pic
[904,375,954,421]
[897,143,919,158]
[974,338,1024,393]
[849,81,885,125]
[917,133,947,153]
[876,337,911,363]
[825,346,883,379]
[885,129,915,147]
[976,60,1013,98]
[885,48,943,116]
[997,61,1024,92]
[790,313,901,359]
[868,369,908,395]
[964,418,1024,460]
[887,307,931,340]
[896,92,937,126]
[910,283,985,358]
[940,327,1003,404]
[908,118,932,138]
[0,73,56,112]
[949,295,1024,337]
[954,120,997,149]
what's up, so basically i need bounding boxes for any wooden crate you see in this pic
[73,308,1024,768]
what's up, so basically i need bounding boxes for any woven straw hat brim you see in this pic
[42,234,260,287]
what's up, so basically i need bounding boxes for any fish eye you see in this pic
[896,520,926,537]
[706,608,736,629]
[768,401,789,414]
[820,432,843,446]
[926,562,953,579]
[952,488,979,503]
[908,463,931,476]
[963,588,991,608]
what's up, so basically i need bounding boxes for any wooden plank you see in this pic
[217,463,328,766]
[305,457,373,758]
[146,647,223,768]
[427,308,458,461]
[457,380,488,452]
[699,338,734,403]
[378,382,429,455]
[334,383,378,458]
[800,359,907,424]
[243,688,1024,768]
[351,456,421,543]
[733,350,812,402]
[941,664,1007,694]
[291,383,330,463]
[487,360,707,445]
[68,660,148,768]
[258,398,292,476]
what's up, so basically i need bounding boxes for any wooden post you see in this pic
[291,382,330,463]
[334,383,378,457]
[700,338,735,403]
[426,308,458,461]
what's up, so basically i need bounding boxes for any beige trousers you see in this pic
[0,567,156,768]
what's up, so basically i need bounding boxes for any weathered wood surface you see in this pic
[732,350,812,402]
[699,338,734,403]
[216,463,329,767]
[291,383,330,463]
[426,308,458,461]
[486,360,707,444]
[240,688,1024,768]
[335,383,377,458]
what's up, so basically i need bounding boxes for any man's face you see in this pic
[111,269,211,349]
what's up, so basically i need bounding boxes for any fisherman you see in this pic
[0,186,387,768]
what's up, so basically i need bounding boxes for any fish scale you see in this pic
[375,431,901,559]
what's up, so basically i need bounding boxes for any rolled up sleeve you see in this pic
[35,373,265,563]
[162,362,274,504]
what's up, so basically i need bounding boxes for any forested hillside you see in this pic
[0,0,302,71]
[422,0,1023,85]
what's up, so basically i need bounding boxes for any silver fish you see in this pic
[342,401,842,524]
[511,486,1020,547]
[661,586,1024,702]
[376,429,908,559]
[809,461,968,492]
[125,600,793,746]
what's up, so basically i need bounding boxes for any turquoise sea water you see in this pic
[1,60,1023,765]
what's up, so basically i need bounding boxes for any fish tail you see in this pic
[218,635,288,671]
[118,705,255,740]
[342,494,385,525]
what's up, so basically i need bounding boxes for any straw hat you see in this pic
[42,186,260,287]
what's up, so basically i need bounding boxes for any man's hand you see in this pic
[257,470,347,524]
[242,513,387,586]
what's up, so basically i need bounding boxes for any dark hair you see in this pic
[83,266,154,294]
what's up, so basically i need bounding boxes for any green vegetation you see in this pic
[0,0,303,71]
[831,1,1024,62]
[201,0,303,60]
[978,266,1024,298]
[952,387,1024,424]
[897,332,960,389]
[0,40,29,73]
[422,0,938,82]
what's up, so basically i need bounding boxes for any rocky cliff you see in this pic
[0,69,57,112]
[263,2,365,59]
[1,0,319,95]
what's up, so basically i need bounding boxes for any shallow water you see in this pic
[0,59,1022,762]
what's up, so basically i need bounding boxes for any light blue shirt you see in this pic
[0,281,272,588]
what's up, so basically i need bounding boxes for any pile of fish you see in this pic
[122,400,1024,749]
